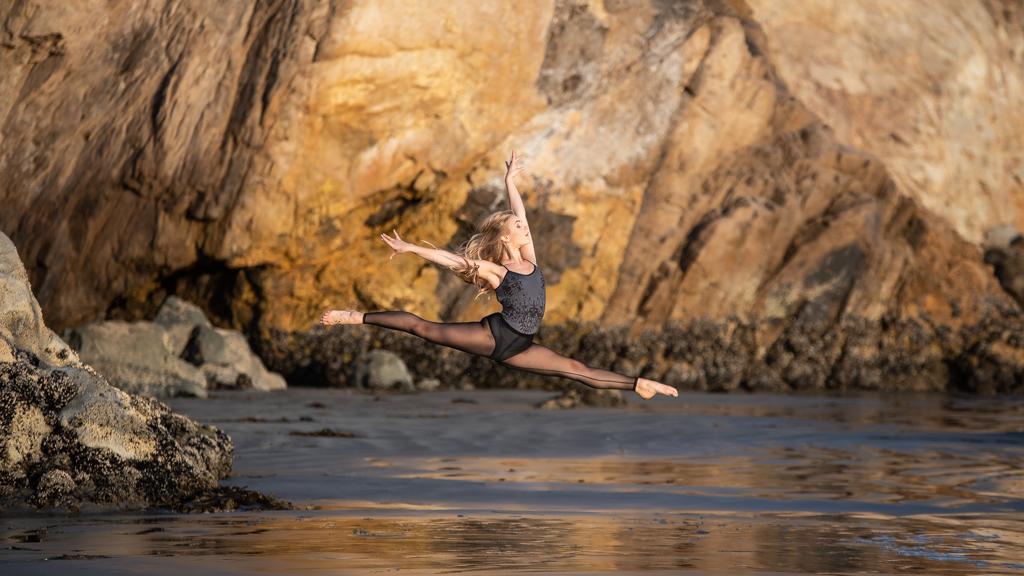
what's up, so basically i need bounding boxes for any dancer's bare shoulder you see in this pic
[467,259,505,290]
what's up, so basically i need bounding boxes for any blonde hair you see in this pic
[423,210,518,301]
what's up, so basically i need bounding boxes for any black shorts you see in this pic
[485,312,535,361]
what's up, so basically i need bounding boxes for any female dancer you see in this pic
[322,151,678,400]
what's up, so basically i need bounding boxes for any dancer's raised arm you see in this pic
[504,150,537,263]
[505,150,528,221]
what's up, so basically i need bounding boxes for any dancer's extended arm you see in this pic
[408,244,468,269]
[380,229,458,266]
[379,229,502,285]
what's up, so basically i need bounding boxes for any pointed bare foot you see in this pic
[634,377,678,400]
[320,310,364,326]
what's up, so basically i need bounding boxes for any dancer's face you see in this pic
[504,217,530,248]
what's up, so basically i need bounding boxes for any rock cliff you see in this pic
[2,0,1022,392]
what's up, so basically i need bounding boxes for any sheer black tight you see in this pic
[498,342,639,390]
[363,311,496,356]
[362,311,638,391]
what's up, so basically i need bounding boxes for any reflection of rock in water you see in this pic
[290,428,357,438]
[536,387,627,409]
[5,509,1020,572]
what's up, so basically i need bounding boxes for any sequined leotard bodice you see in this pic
[495,259,546,335]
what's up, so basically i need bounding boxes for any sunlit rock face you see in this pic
[1,1,1022,390]
[744,0,1024,245]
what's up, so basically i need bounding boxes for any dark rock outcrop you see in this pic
[0,232,233,512]
[0,357,232,512]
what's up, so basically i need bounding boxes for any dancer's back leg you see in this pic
[499,343,638,391]
[362,311,496,357]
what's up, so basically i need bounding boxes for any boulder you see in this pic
[65,321,208,398]
[186,325,286,392]
[351,350,415,392]
[0,232,232,512]
[0,358,233,512]
[62,295,287,398]
[153,296,212,357]
[0,234,79,369]
[416,378,442,391]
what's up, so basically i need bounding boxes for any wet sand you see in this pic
[3,387,1023,574]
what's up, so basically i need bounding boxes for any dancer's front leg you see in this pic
[323,309,497,357]
[500,343,678,399]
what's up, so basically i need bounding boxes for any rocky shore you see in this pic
[0,232,237,512]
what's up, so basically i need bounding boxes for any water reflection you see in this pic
[2,388,1022,574]
[377,446,1023,509]
[4,511,1023,573]
[646,392,1024,433]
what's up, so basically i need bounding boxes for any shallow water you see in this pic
[3,388,1023,574]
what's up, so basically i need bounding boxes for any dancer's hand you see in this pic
[504,149,526,180]
[380,229,414,261]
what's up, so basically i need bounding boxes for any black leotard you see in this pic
[495,259,545,335]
